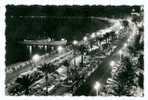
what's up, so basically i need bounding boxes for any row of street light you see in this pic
[93,42,125,96]
[30,23,124,95]
[32,45,64,64]
[109,34,134,81]
[31,27,113,64]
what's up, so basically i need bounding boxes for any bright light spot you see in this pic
[43,87,46,91]
[118,50,123,55]
[124,43,128,48]
[94,81,101,90]
[61,38,65,41]
[91,33,96,38]
[32,54,40,63]
[45,45,47,50]
[73,40,78,45]
[29,46,32,54]
[110,61,116,67]
[120,26,123,30]
[115,31,118,34]
[96,32,100,35]
[48,38,51,41]
[127,38,131,42]
[51,46,54,50]
[83,36,88,41]
[132,8,135,12]
[57,46,63,52]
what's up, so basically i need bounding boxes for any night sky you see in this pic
[5,5,141,41]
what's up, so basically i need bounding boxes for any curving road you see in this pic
[74,19,138,96]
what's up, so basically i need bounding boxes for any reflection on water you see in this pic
[6,17,110,65]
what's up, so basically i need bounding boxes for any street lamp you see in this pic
[110,61,115,67]
[124,43,128,48]
[83,36,88,41]
[115,31,118,35]
[61,38,65,41]
[32,54,40,63]
[110,61,116,78]
[32,54,40,69]
[120,26,123,30]
[48,38,51,41]
[96,32,100,36]
[57,46,63,54]
[91,33,95,38]
[73,40,78,45]
[94,81,101,96]
[127,38,132,43]
[73,40,78,66]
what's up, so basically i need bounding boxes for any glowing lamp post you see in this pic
[124,43,128,48]
[94,81,101,96]
[127,38,131,43]
[110,61,116,78]
[110,61,115,68]
[91,33,96,38]
[83,36,88,42]
[32,54,40,68]
[96,32,100,36]
[73,40,78,45]
[120,26,123,30]
[61,38,65,41]
[73,40,78,66]
[57,46,64,54]
[115,31,118,35]
[32,54,40,63]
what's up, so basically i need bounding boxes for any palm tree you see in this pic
[128,34,142,56]
[14,74,36,95]
[96,37,103,48]
[113,57,136,96]
[89,40,94,49]
[103,33,108,44]
[110,31,116,40]
[105,57,136,96]
[37,63,57,95]
[8,71,43,95]
[8,83,24,96]
[138,73,144,89]
[138,54,144,70]
[77,44,88,67]
[122,20,129,29]
[99,37,104,50]
[63,60,70,83]
[63,60,70,82]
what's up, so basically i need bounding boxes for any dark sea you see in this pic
[6,17,110,65]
